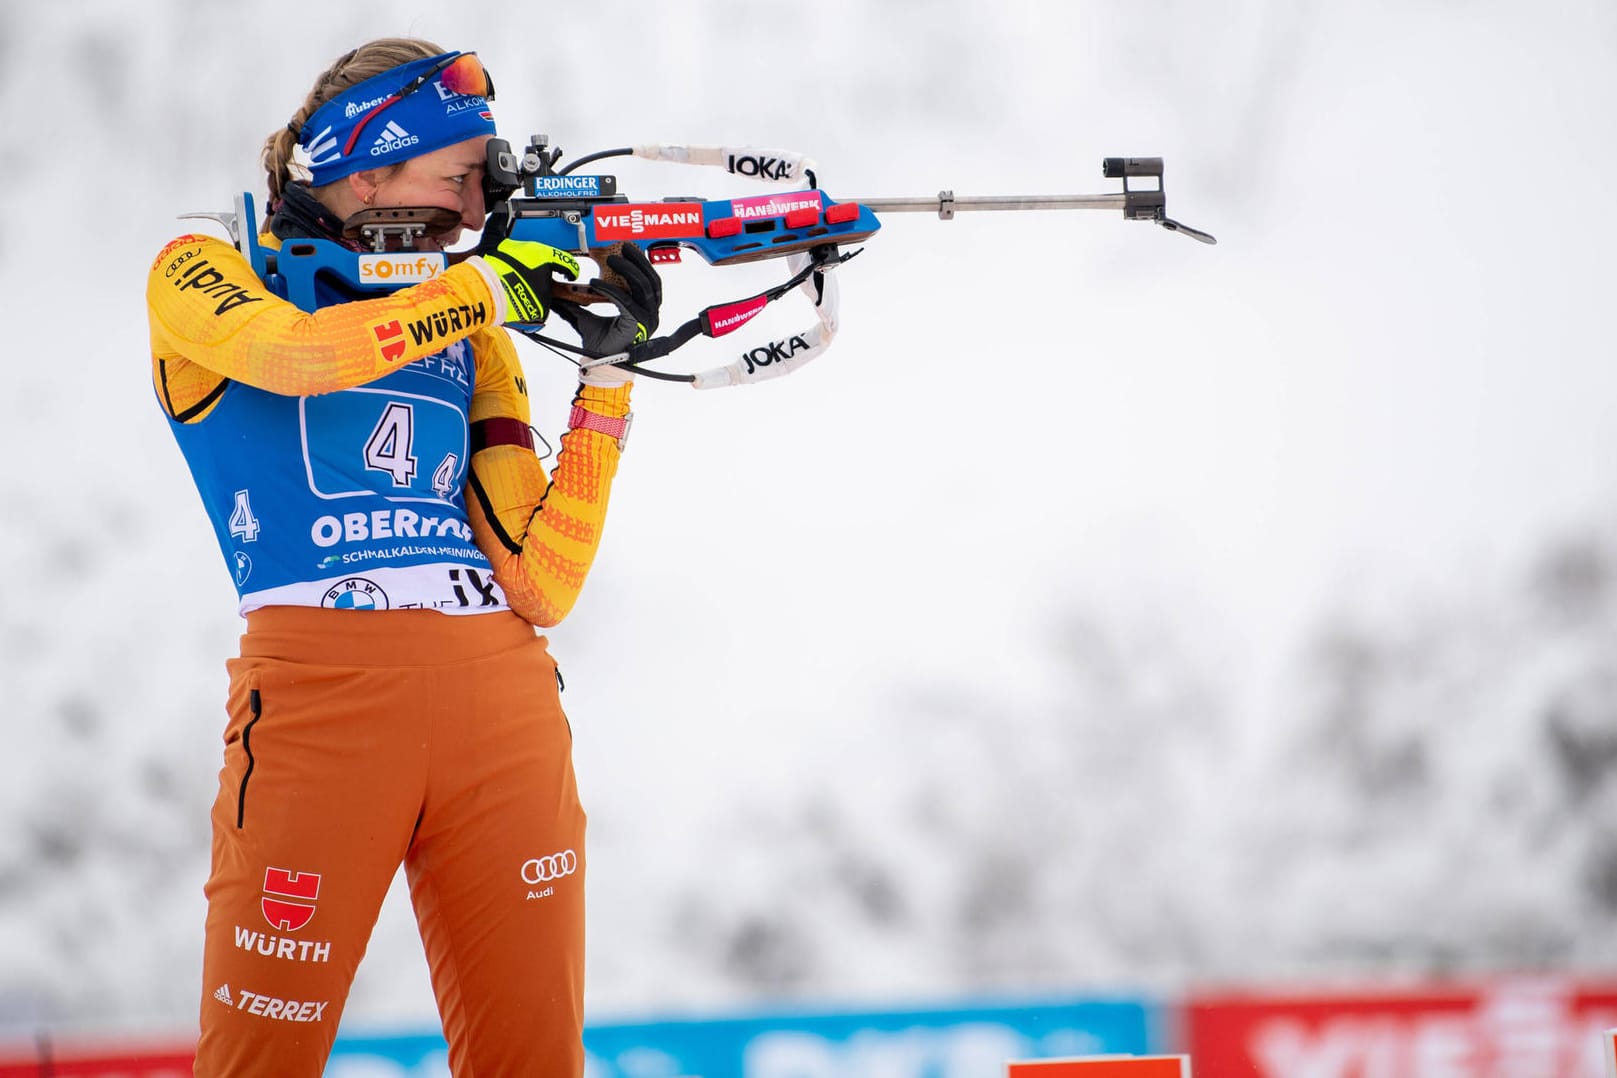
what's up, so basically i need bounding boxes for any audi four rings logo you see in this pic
[521,850,578,885]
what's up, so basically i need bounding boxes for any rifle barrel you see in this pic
[852,193,1128,214]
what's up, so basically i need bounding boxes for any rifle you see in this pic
[190,137,1215,389]
[473,138,1214,388]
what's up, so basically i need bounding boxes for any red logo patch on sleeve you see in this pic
[372,319,407,363]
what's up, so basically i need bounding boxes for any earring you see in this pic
[363,192,375,206]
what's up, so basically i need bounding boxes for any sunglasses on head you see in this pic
[340,52,496,157]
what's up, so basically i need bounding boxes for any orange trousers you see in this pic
[194,607,587,1077]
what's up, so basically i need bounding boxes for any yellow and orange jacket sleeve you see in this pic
[464,327,631,627]
[147,233,506,417]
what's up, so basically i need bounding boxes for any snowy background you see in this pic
[3,0,1617,1042]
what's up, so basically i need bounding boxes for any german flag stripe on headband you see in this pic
[299,51,497,187]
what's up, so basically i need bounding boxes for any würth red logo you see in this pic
[261,867,320,932]
[372,319,407,363]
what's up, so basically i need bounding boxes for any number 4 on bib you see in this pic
[228,489,261,542]
[364,402,419,487]
[431,453,459,497]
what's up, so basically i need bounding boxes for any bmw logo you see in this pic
[321,577,389,610]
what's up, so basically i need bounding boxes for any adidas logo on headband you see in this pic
[299,51,496,185]
[371,121,420,158]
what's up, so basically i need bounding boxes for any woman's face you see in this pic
[368,135,492,249]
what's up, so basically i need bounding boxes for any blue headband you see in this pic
[299,51,497,187]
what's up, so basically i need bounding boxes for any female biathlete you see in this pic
[145,37,660,1077]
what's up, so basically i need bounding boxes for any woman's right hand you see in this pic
[478,238,581,328]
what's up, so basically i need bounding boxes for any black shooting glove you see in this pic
[552,243,664,357]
